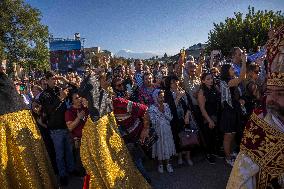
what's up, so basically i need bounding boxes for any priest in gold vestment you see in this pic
[0,72,56,188]
[78,73,151,189]
[227,25,284,189]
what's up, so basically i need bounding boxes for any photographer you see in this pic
[39,71,75,186]
[65,92,88,176]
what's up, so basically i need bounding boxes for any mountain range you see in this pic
[115,49,160,59]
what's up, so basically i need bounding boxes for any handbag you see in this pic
[137,127,159,151]
[178,128,200,148]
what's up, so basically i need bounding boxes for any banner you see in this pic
[49,40,84,72]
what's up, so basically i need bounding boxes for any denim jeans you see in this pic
[134,158,151,183]
[50,129,75,177]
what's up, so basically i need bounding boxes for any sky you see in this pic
[25,0,284,55]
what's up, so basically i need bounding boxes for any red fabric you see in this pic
[65,107,89,138]
[113,98,148,141]
[82,175,90,189]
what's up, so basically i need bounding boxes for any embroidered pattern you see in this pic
[241,112,284,189]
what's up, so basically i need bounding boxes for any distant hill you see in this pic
[115,49,160,59]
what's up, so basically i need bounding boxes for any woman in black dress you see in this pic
[198,72,220,164]
[164,75,193,166]
[219,57,246,166]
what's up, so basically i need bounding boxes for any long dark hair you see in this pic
[200,72,212,82]
[164,75,179,90]
[220,64,232,82]
[200,72,212,88]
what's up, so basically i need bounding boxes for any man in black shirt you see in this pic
[39,71,75,186]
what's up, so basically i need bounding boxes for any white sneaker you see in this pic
[178,157,183,165]
[158,164,163,173]
[187,159,193,166]
[166,164,173,173]
[225,158,235,166]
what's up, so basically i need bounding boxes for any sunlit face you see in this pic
[233,48,242,63]
[266,85,284,119]
[157,91,165,104]
[144,65,150,73]
[211,68,219,77]
[32,87,40,97]
[121,66,126,76]
[72,93,82,108]
[144,74,153,87]
[170,79,179,91]
[135,60,143,71]
[99,74,108,87]
[188,63,197,76]
[0,66,6,74]
[115,80,124,92]
[202,74,213,86]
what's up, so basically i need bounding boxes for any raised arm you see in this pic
[228,53,247,87]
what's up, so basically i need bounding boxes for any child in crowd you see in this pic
[148,89,176,173]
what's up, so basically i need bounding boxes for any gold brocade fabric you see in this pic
[227,112,284,189]
[0,110,56,189]
[80,112,151,189]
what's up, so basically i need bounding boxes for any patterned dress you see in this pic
[149,103,176,160]
[137,85,155,106]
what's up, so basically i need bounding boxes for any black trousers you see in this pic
[200,123,217,155]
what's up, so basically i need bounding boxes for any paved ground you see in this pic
[63,151,232,189]
[148,154,232,189]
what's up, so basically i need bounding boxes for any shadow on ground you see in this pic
[63,151,232,189]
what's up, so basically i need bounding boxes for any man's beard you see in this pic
[266,100,284,119]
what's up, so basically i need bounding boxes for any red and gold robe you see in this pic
[227,109,284,189]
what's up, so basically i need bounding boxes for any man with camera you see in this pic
[39,71,75,186]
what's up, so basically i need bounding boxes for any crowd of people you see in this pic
[6,45,267,186]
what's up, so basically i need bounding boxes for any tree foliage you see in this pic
[0,0,49,71]
[206,6,284,56]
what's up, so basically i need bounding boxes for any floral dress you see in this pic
[148,103,176,160]
[138,85,155,105]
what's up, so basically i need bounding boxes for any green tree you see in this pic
[0,0,49,72]
[206,6,284,56]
